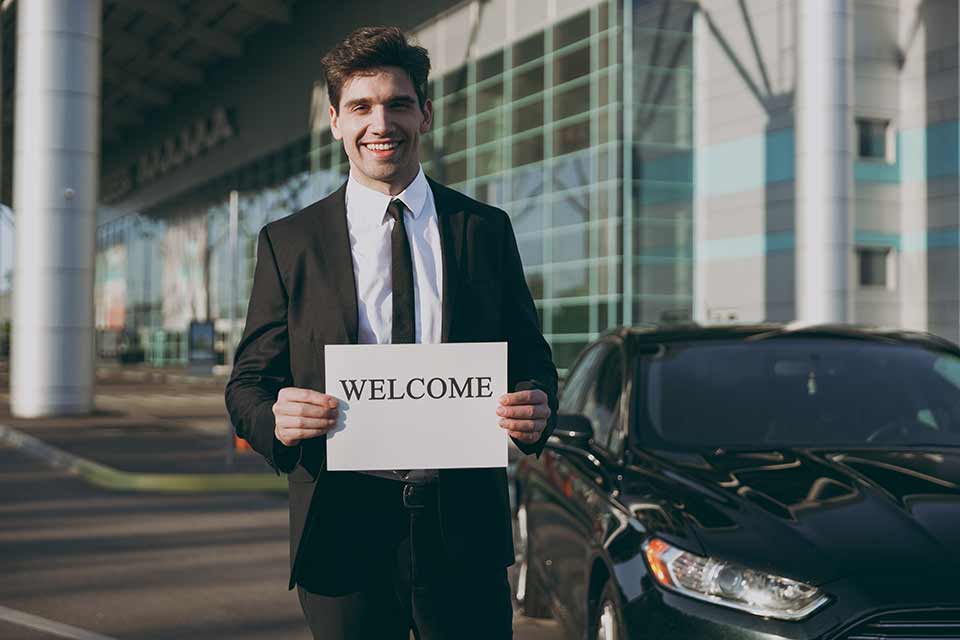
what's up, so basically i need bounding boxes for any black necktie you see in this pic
[388,199,416,344]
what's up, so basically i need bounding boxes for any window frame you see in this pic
[855,116,896,164]
[856,245,896,290]
[558,334,629,461]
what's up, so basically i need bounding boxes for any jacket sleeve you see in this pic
[224,226,302,475]
[499,211,559,457]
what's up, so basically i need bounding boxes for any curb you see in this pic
[0,423,288,493]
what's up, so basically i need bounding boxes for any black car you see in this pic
[514,323,960,639]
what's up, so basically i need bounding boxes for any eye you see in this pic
[352,104,369,113]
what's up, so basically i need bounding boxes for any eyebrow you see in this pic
[342,95,417,109]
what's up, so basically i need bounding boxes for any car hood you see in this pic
[627,447,960,586]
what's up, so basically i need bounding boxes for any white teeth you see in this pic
[366,142,398,151]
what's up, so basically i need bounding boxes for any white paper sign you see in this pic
[324,342,508,470]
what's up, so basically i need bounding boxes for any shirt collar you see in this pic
[345,166,429,229]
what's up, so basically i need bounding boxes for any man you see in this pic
[225,26,558,640]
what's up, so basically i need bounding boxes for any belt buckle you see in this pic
[402,483,426,509]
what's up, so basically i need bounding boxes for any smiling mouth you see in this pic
[363,141,401,152]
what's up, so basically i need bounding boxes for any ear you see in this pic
[419,98,433,134]
[329,104,343,140]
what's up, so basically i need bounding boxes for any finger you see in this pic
[273,401,338,419]
[276,415,338,431]
[508,430,542,443]
[500,389,547,406]
[497,404,550,420]
[276,427,329,443]
[278,387,338,407]
[498,418,546,433]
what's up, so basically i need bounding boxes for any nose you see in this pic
[369,105,392,136]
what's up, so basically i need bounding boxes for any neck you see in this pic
[349,164,419,196]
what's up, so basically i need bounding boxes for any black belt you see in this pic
[402,481,438,510]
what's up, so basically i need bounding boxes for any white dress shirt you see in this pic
[345,166,443,346]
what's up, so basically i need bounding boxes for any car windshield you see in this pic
[635,337,960,450]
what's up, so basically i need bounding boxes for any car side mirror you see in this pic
[553,412,593,446]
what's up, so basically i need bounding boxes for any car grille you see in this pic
[841,609,960,639]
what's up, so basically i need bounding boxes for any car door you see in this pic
[524,342,604,608]
[541,339,625,633]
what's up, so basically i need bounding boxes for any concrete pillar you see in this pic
[796,0,853,323]
[692,5,708,323]
[11,0,101,416]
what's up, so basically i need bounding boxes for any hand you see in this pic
[273,387,339,447]
[496,388,551,444]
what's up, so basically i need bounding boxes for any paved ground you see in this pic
[0,369,563,640]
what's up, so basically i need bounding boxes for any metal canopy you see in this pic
[0,0,295,200]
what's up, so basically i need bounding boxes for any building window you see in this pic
[856,118,894,163]
[857,247,892,288]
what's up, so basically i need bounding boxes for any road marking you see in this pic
[0,605,121,640]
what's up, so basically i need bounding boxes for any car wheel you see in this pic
[591,579,626,640]
[515,503,551,618]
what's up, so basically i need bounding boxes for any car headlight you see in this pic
[642,537,829,620]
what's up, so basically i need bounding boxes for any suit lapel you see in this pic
[428,177,465,344]
[312,182,359,343]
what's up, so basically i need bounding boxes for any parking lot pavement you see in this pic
[0,377,564,639]
[0,442,309,640]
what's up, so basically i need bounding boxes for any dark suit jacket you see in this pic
[225,177,558,594]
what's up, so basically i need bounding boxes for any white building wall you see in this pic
[853,0,902,328]
[695,0,796,323]
[882,0,957,340]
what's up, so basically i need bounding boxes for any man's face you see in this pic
[330,66,433,195]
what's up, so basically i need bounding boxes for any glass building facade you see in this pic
[94,0,696,371]
[96,0,958,370]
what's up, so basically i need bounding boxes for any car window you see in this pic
[559,342,609,415]
[637,338,960,449]
[582,346,623,453]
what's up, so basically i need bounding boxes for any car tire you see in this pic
[591,579,627,640]
[515,503,552,619]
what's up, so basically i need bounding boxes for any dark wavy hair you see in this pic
[321,26,431,113]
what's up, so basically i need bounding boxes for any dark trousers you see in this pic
[296,482,514,640]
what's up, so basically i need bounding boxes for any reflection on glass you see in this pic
[526,273,544,300]
[514,32,544,67]
[476,147,501,177]
[555,82,590,121]
[553,151,591,192]
[444,65,468,95]
[636,106,692,146]
[511,165,545,201]
[553,341,589,370]
[513,134,544,167]
[477,113,502,146]
[598,219,622,256]
[478,80,504,114]
[552,302,590,333]
[512,199,545,235]
[443,157,467,184]
[513,101,543,133]
[635,32,692,69]
[477,51,504,81]
[554,11,591,50]
[445,125,467,154]
[555,119,591,155]
[516,233,544,266]
[552,191,590,227]
[513,65,544,99]
[444,93,468,125]
[634,67,689,108]
[552,227,589,263]
[554,46,590,85]
[476,176,507,205]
